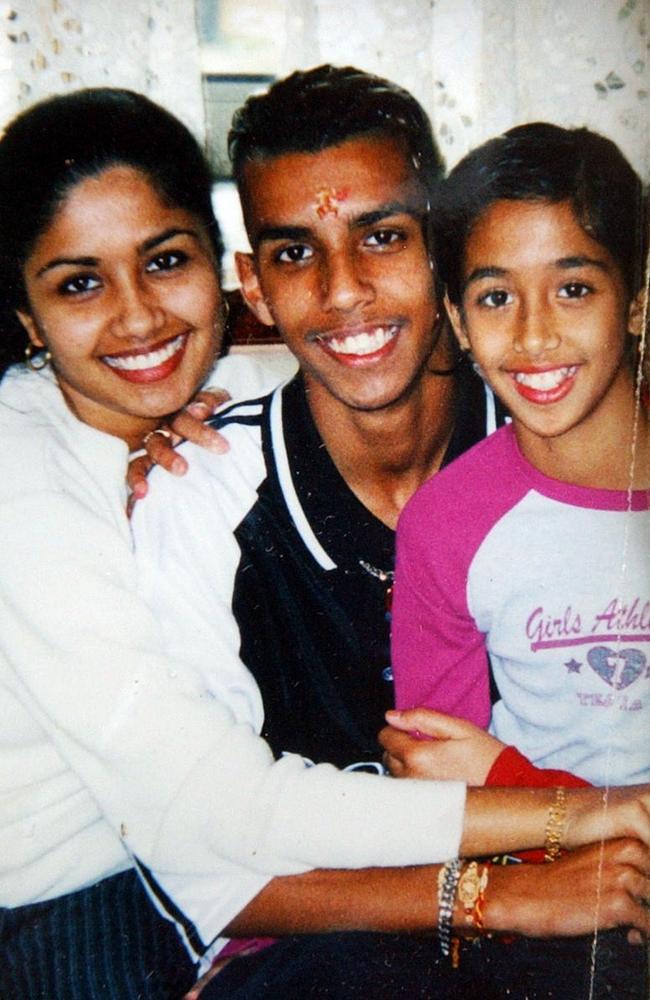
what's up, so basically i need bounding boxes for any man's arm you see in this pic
[224,840,650,939]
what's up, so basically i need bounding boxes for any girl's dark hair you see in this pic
[435,122,646,306]
[0,87,222,373]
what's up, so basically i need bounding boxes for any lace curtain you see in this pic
[0,0,205,140]
[282,0,649,178]
[1,1,647,177]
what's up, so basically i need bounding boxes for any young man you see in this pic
[132,67,648,998]
[218,64,505,773]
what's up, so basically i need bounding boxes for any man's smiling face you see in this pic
[236,134,439,413]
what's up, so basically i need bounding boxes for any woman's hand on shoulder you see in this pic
[127,387,231,512]
[379,707,505,785]
[167,386,233,461]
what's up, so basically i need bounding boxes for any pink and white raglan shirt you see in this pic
[392,424,650,787]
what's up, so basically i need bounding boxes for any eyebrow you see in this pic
[254,225,312,246]
[36,255,99,277]
[36,227,200,277]
[140,227,199,253]
[463,255,612,291]
[555,255,611,273]
[352,203,424,228]
[254,202,424,247]
[463,265,506,288]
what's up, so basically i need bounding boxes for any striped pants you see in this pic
[0,870,196,999]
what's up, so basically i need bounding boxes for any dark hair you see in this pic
[228,64,445,206]
[435,122,646,306]
[0,87,222,373]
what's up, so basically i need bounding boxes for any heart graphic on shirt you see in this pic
[587,646,645,690]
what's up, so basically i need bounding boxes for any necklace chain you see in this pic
[358,559,394,583]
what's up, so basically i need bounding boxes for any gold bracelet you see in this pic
[457,860,489,930]
[544,786,567,862]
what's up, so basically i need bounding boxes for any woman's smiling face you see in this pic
[18,165,223,447]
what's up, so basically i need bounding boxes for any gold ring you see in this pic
[142,427,173,447]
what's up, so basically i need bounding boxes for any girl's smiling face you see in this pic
[18,165,223,447]
[447,198,644,480]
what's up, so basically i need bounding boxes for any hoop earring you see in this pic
[25,343,52,371]
[458,343,486,380]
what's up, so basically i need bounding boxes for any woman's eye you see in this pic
[365,229,403,249]
[477,289,512,308]
[276,244,313,264]
[145,250,188,273]
[58,274,101,296]
[558,281,591,299]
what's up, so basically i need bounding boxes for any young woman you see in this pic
[0,86,287,999]
[1,93,649,1000]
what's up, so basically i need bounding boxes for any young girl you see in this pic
[392,122,648,787]
[390,121,648,998]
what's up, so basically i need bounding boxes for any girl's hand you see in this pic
[127,387,231,510]
[380,707,506,785]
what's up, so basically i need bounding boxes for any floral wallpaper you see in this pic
[0,0,205,140]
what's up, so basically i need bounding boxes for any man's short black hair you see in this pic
[435,121,646,305]
[229,64,444,200]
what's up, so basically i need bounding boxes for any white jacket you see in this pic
[0,358,465,928]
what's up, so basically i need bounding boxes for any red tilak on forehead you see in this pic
[314,186,350,219]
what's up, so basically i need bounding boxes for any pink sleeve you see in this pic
[391,428,529,728]
[391,485,492,728]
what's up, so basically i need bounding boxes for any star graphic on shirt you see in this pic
[565,658,582,673]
